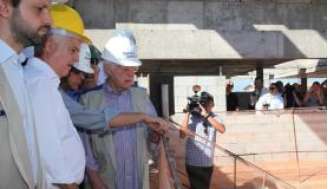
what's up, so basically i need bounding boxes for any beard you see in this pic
[10,8,50,47]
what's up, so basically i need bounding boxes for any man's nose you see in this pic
[42,8,52,28]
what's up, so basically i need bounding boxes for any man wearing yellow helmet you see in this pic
[0,0,51,188]
[24,4,88,189]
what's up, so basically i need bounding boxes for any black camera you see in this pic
[183,85,213,115]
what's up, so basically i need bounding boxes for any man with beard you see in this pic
[0,0,51,188]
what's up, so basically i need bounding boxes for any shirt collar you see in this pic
[104,83,129,96]
[30,57,60,86]
[0,39,29,68]
[0,39,17,64]
[66,90,81,101]
[18,52,27,65]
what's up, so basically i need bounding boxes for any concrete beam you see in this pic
[78,0,326,59]
[86,29,325,59]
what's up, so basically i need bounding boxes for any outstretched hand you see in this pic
[143,115,170,135]
[179,127,188,138]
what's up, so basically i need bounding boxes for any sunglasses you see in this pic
[269,87,276,91]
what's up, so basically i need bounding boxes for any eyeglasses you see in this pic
[269,87,276,91]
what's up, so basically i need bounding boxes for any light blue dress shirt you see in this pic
[103,84,157,189]
[0,39,38,184]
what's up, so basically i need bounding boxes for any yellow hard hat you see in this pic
[50,4,91,43]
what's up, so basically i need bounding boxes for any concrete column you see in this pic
[299,68,308,92]
[161,84,170,119]
[217,76,227,112]
[256,64,264,83]
[149,73,175,116]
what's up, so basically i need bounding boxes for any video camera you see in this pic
[183,85,213,115]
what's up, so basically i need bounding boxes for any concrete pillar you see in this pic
[161,84,170,119]
[256,64,264,84]
[217,76,227,112]
[149,73,175,117]
[299,68,308,92]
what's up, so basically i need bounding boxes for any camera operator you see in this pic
[180,91,225,189]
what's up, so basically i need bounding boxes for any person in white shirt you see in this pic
[0,0,51,188]
[24,4,89,189]
[255,82,284,110]
[249,77,268,109]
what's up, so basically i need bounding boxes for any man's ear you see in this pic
[0,0,11,18]
[43,37,57,57]
[103,63,113,77]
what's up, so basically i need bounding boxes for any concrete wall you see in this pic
[168,108,326,189]
[73,0,326,59]
[174,76,226,112]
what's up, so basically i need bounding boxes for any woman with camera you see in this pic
[180,91,225,189]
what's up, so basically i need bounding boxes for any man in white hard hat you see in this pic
[0,0,51,188]
[60,43,105,189]
[61,43,94,94]
[80,30,169,189]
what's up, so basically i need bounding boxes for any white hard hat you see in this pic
[101,30,142,67]
[72,43,94,74]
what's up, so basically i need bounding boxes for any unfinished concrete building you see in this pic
[69,1,327,188]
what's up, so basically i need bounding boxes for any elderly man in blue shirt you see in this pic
[80,30,169,189]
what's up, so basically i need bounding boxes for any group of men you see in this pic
[0,0,170,189]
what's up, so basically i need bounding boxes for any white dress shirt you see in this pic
[255,93,284,110]
[0,39,38,184]
[24,57,85,187]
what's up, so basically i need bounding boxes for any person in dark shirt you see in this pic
[226,81,239,111]
[321,80,327,107]
[283,83,303,108]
